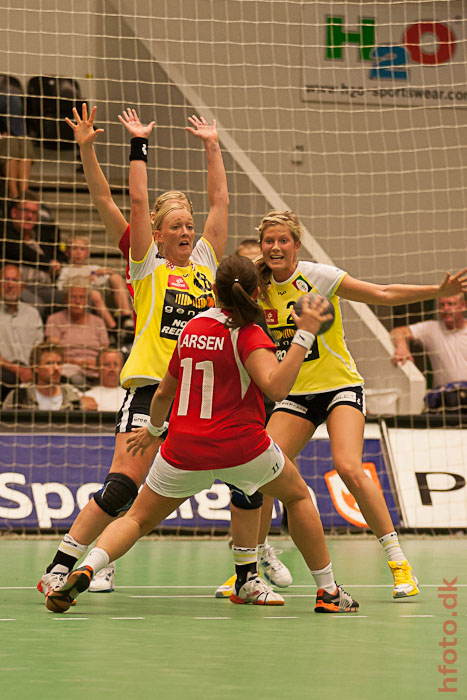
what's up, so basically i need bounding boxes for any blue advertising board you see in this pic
[0,427,398,530]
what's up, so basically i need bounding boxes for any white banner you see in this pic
[386,427,467,527]
[303,1,467,107]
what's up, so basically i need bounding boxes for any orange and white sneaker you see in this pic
[37,571,68,598]
[314,585,359,613]
[388,561,420,599]
[45,566,93,613]
[230,577,285,606]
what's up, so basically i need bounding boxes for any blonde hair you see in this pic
[151,190,192,219]
[256,210,303,301]
[257,210,303,245]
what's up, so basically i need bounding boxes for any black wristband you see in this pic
[129,137,148,162]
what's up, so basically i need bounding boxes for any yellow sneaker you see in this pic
[215,573,237,599]
[388,560,420,599]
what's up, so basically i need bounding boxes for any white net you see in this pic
[0,0,466,533]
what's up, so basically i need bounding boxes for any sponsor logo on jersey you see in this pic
[292,275,312,294]
[167,274,190,290]
[324,462,382,527]
[194,271,213,292]
[264,309,278,325]
[160,289,215,340]
[272,325,319,363]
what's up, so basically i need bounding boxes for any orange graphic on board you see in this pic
[324,462,383,527]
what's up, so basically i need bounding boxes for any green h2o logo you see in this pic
[326,16,456,80]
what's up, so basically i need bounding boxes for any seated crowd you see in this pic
[0,192,133,411]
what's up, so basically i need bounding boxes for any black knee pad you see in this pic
[94,472,139,517]
[229,484,263,510]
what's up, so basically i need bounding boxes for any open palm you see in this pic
[118,108,155,138]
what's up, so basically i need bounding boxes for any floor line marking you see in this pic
[131,594,215,599]
[263,616,299,619]
[111,617,145,620]
[0,618,16,621]
[52,617,89,620]
[331,615,368,618]
[2,583,465,591]
[194,616,232,620]
[400,614,435,618]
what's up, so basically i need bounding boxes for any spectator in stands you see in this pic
[83,348,125,411]
[3,341,97,410]
[0,264,43,402]
[236,238,261,261]
[0,191,66,318]
[45,277,109,388]
[0,82,35,199]
[391,293,467,411]
[56,234,133,332]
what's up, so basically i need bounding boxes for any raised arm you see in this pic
[185,116,228,260]
[65,104,128,245]
[118,109,156,262]
[337,268,467,306]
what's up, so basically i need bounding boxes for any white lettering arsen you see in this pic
[180,334,225,351]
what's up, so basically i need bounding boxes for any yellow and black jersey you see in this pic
[259,260,363,394]
[120,238,218,388]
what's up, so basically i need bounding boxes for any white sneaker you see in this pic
[230,577,285,605]
[260,543,293,587]
[37,571,68,597]
[88,562,116,593]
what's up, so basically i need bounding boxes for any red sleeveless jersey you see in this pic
[161,307,276,470]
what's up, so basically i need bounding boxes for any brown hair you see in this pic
[215,255,261,329]
[256,210,303,302]
[29,341,65,370]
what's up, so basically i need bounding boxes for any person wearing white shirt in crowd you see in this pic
[83,348,126,412]
[0,264,43,401]
[3,341,97,411]
[391,294,467,387]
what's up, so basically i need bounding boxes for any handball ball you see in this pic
[293,293,335,335]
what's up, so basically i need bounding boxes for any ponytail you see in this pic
[215,255,261,329]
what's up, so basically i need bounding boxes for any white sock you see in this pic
[58,533,88,559]
[379,532,405,562]
[310,562,336,594]
[232,546,258,567]
[80,547,110,575]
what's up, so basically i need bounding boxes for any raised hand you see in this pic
[438,268,467,297]
[118,108,155,139]
[65,103,104,147]
[185,115,218,143]
[126,426,156,457]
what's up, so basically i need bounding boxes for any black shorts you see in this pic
[273,386,365,428]
[115,384,159,434]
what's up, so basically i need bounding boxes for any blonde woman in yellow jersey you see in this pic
[255,210,467,600]
[37,108,228,601]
